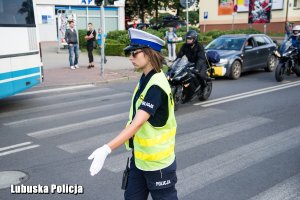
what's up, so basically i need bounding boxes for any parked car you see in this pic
[136,23,151,30]
[151,16,187,30]
[205,34,277,79]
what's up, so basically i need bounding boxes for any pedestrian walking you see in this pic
[165,27,177,62]
[97,28,107,64]
[88,28,178,200]
[85,23,96,69]
[284,22,292,41]
[65,20,79,70]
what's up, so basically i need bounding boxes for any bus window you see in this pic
[0,0,35,26]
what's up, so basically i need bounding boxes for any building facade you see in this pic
[199,0,300,33]
[35,0,125,41]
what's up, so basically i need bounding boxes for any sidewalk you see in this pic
[39,42,140,88]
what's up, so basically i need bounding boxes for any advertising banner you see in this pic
[237,0,250,12]
[248,0,272,24]
[239,0,282,12]
[218,0,234,15]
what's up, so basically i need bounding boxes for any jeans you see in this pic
[99,45,107,63]
[167,43,176,61]
[68,44,79,66]
[124,158,178,200]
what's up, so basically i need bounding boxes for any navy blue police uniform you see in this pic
[123,28,178,200]
[125,69,177,200]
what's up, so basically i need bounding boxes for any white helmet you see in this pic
[292,25,300,36]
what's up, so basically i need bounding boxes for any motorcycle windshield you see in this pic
[170,56,189,74]
[279,40,292,54]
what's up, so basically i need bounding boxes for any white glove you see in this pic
[88,144,111,176]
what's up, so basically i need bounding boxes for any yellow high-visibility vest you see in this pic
[125,71,177,171]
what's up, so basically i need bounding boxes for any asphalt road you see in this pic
[0,70,300,200]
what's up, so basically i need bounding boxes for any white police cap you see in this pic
[124,28,165,52]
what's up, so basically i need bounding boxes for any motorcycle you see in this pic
[274,39,300,82]
[166,56,213,110]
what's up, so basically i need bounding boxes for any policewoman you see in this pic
[88,28,178,200]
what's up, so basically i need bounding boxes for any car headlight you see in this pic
[218,58,229,65]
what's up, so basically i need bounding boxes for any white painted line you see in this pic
[15,87,113,102]
[58,108,224,154]
[201,82,300,107]
[57,132,119,153]
[16,84,95,96]
[0,145,40,157]
[0,142,32,152]
[176,126,300,198]
[104,116,271,172]
[194,81,300,107]
[27,112,129,139]
[0,92,130,118]
[248,173,300,200]
[4,101,130,127]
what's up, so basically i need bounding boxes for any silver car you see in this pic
[205,34,277,79]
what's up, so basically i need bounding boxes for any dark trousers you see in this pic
[87,46,94,63]
[124,158,178,200]
[197,66,208,87]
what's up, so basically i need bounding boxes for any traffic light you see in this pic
[95,0,103,6]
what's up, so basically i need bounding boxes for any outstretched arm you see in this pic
[88,110,150,176]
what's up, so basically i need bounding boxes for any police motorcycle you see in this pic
[274,39,300,82]
[166,56,213,111]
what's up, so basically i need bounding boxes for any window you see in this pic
[0,0,35,26]
[294,0,299,7]
[254,36,268,46]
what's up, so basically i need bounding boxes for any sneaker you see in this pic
[74,65,79,69]
[70,66,75,70]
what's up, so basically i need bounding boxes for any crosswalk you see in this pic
[0,85,299,199]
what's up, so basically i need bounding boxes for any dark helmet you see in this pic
[185,30,198,44]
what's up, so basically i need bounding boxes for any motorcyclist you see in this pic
[176,30,208,95]
[290,25,300,62]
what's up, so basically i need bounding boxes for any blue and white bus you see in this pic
[0,0,43,99]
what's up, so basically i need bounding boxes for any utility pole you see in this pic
[285,0,289,23]
[100,4,105,76]
[186,0,189,32]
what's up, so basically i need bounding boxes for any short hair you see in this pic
[68,20,74,24]
[88,23,93,25]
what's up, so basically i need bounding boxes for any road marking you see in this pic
[194,81,300,107]
[16,84,95,96]
[14,87,113,102]
[4,101,130,127]
[57,132,119,153]
[27,112,129,139]
[176,126,300,198]
[0,92,130,118]
[58,108,224,155]
[104,116,271,172]
[0,142,40,157]
[0,142,33,152]
[248,173,300,200]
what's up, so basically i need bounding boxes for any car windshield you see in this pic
[206,37,246,51]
